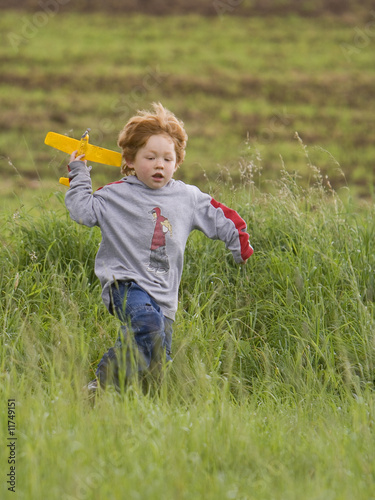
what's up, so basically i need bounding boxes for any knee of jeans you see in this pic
[128,304,164,336]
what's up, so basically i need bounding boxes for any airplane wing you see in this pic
[85,142,122,167]
[44,132,122,167]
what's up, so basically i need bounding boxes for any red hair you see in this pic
[117,102,188,176]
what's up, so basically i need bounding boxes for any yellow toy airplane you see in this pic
[44,129,122,186]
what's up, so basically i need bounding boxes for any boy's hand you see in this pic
[69,150,87,165]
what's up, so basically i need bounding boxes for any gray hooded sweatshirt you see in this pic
[65,161,253,320]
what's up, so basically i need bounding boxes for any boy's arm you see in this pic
[192,189,253,263]
[64,156,105,227]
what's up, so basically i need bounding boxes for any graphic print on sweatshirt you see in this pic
[147,207,173,275]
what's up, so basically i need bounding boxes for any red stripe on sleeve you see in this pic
[95,180,125,192]
[210,198,253,260]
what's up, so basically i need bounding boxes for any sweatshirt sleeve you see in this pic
[191,188,253,263]
[64,160,106,227]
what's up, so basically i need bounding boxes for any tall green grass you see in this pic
[1,142,374,498]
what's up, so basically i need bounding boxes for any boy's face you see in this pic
[127,134,178,189]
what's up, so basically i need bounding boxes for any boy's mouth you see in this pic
[152,173,164,179]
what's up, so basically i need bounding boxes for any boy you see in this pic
[65,102,253,393]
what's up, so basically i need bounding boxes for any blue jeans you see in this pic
[96,281,173,389]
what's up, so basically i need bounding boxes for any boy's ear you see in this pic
[174,151,185,170]
[178,151,186,168]
[125,158,135,169]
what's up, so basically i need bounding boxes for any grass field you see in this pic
[1,6,375,500]
[1,151,375,499]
